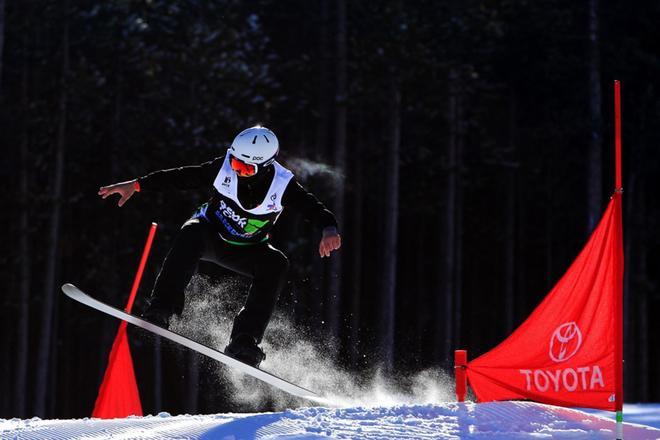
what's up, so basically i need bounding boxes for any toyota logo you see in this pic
[549,322,583,363]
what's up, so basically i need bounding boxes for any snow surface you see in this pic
[2,402,659,439]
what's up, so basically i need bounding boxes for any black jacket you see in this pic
[138,156,338,240]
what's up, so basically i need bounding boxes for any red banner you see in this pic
[466,194,623,410]
[92,324,143,418]
[92,223,157,418]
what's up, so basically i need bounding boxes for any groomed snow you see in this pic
[2,402,659,439]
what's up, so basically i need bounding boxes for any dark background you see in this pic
[1,0,659,419]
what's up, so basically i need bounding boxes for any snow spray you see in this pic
[170,276,454,411]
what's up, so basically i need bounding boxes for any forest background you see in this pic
[1,0,659,418]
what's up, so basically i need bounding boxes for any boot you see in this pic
[224,334,266,368]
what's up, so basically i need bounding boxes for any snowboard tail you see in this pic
[61,283,320,401]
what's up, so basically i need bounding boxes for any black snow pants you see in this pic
[148,218,289,344]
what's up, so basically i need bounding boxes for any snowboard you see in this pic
[61,283,322,402]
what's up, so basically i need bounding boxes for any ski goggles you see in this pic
[229,155,258,177]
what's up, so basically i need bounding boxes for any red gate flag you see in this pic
[92,326,142,418]
[466,192,623,410]
[465,80,624,412]
[93,223,157,418]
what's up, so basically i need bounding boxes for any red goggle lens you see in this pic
[230,156,257,177]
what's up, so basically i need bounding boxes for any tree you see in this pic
[327,0,347,341]
[380,76,401,371]
[504,88,518,333]
[587,0,603,233]
[0,0,5,87]
[348,119,364,366]
[15,7,30,417]
[438,66,464,362]
[34,0,69,416]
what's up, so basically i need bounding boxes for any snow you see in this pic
[2,402,659,439]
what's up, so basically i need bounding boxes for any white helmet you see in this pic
[230,126,279,167]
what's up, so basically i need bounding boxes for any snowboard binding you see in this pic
[225,334,266,368]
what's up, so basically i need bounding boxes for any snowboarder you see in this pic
[98,126,341,367]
